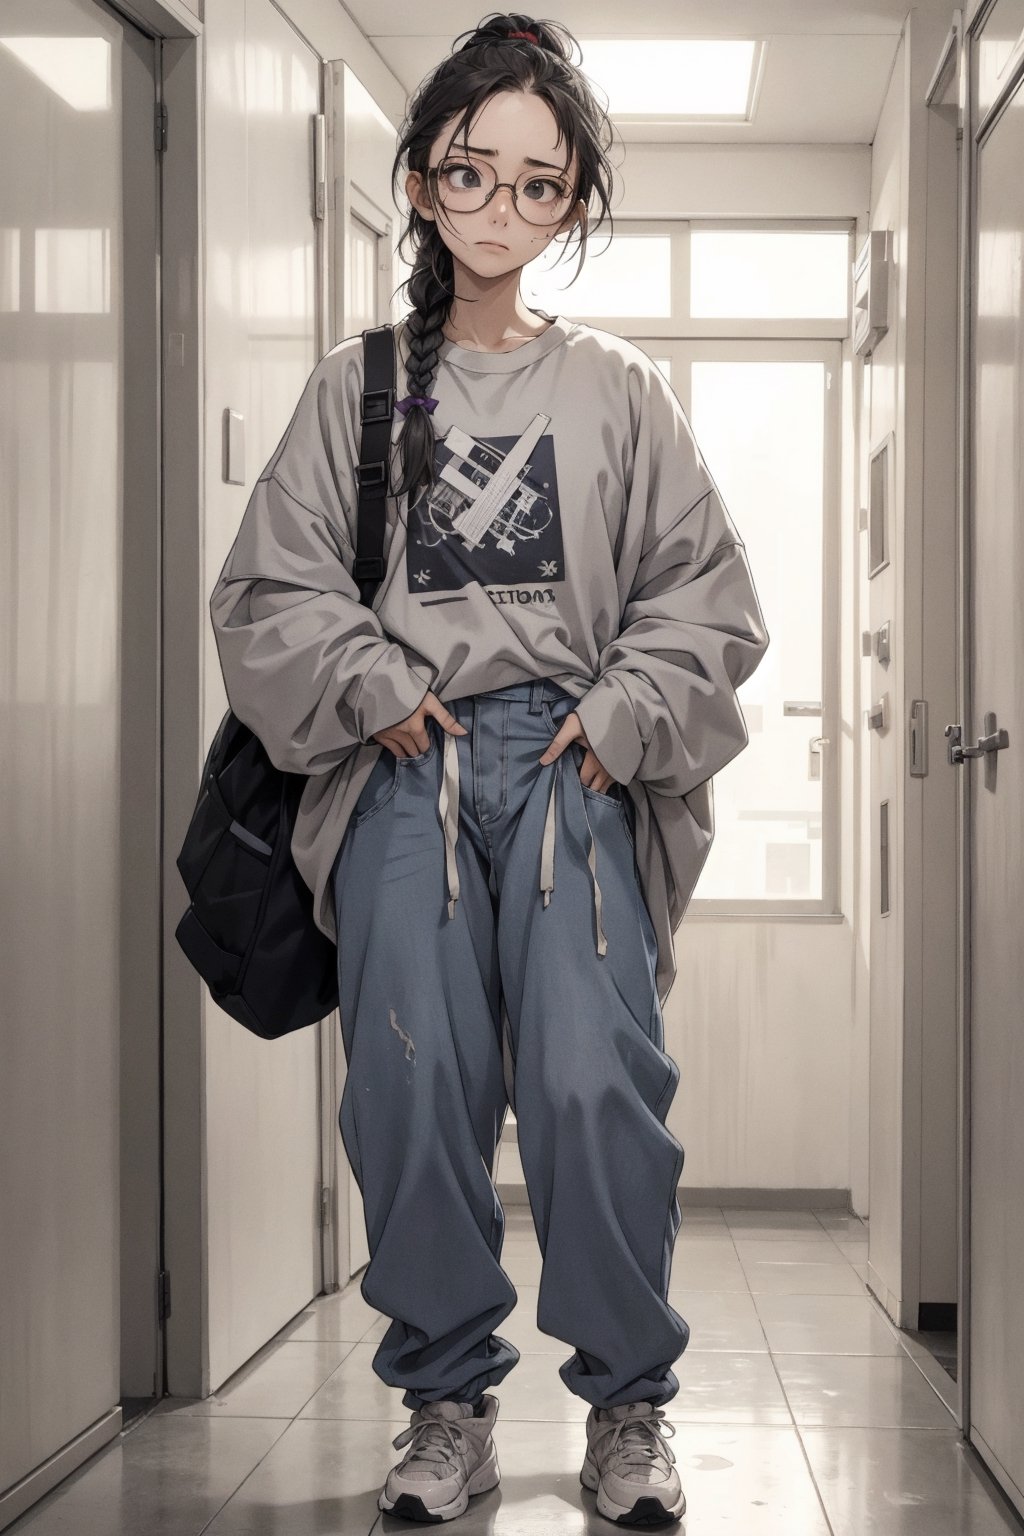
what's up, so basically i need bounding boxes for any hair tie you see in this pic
[396,394,439,416]
[508,29,539,43]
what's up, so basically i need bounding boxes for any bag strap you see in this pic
[354,323,397,606]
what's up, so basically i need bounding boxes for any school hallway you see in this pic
[4,0,1024,1531]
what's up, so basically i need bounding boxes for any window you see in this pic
[691,228,850,319]
[526,220,850,915]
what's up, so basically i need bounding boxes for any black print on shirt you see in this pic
[406,414,564,597]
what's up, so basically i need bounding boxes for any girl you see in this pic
[210,12,769,1527]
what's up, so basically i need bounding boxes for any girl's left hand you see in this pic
[538,711,617,794]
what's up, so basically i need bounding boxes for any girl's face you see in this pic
[406,89,584,278]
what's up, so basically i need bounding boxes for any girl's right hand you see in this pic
[371,689,469,758]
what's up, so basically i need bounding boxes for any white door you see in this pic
[0,0,160,1510]
[200,0,326,1395]
[961,9,1024,1515]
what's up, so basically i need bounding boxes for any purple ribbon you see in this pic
[395,394,439,416]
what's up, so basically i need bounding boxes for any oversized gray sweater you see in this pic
[209,313,770,1005]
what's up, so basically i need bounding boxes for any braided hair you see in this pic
[389,12,618,505]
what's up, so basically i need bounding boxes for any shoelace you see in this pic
[597,1407,677,1471]
[391,1412,474,1476]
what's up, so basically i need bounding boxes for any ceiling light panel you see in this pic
[578,38,760,117]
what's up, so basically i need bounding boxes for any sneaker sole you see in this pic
[378,1445,500,1523]
[581,1453,686,1527]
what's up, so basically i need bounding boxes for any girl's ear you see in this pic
[406,171,435,223]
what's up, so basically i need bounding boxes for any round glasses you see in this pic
[427,156,575,227]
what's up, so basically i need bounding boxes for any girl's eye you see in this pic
[439,160,480,189]
[524,176,569,204]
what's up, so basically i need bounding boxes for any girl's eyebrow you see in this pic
[458,142,567,173]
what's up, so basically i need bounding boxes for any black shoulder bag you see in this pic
[173,323,398,1039]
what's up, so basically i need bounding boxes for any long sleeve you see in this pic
[573,358,770,798]
[209,354,430,776]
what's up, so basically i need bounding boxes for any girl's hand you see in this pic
[539,710,617,794]
[372,689,468,757]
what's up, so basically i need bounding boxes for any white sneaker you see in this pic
[378,1394,501,1523]
[581,1400,686,1527]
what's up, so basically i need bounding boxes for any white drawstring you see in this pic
[579,774,609,958]
[437,716,607,959]
[439,729,461,919]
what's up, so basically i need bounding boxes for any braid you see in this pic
[392,227,453,504]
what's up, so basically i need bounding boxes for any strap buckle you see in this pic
[353,555,386,581]
[361,386,394,425]
[355,460,388,495]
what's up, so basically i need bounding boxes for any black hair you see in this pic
[388,12,618,505]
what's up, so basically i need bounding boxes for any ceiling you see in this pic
[341,0,957,144]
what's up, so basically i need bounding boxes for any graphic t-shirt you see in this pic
[209,312,770,1005]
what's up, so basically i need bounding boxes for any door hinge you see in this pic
[320,1185,331,1229]
[313,112,326,221]
[909,699,928,776]
[157,1269,172,1323]
[155,101,168,153]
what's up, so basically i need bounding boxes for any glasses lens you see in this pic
[434,157,573,226]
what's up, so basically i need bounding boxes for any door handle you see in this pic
[944,717,1010,765]
[809,735,830,781]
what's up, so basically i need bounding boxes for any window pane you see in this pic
[689,360,824,901]
[524,235,671,317]
[691,230,849,319]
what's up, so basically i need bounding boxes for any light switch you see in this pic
[224,408,245,485]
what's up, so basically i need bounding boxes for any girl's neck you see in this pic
[441,270,552,352]
[441,312,553,353]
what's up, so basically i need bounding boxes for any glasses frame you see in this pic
[425,157,577,228]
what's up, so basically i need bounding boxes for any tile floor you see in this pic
[8,1206,1016,1536]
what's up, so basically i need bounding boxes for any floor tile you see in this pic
[753,1292,904,1354]
[672,1350,793,1424]
[201,1415,405,1534]
[741,1258,869,1295]
[671,1246,749,1291]
[7,1414,289,1536]
[667,1287,769,1351]
[734,1237,855,1265]
[152,1341,358,1418]
[283,1283,381,1343]
[800,1425,1013,1536]
[723,1208,836,1240]
[774,1352,957,1428]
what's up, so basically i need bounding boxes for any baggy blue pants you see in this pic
[330,678,689,1412]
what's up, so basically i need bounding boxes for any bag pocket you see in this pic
[190,825,271,956]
